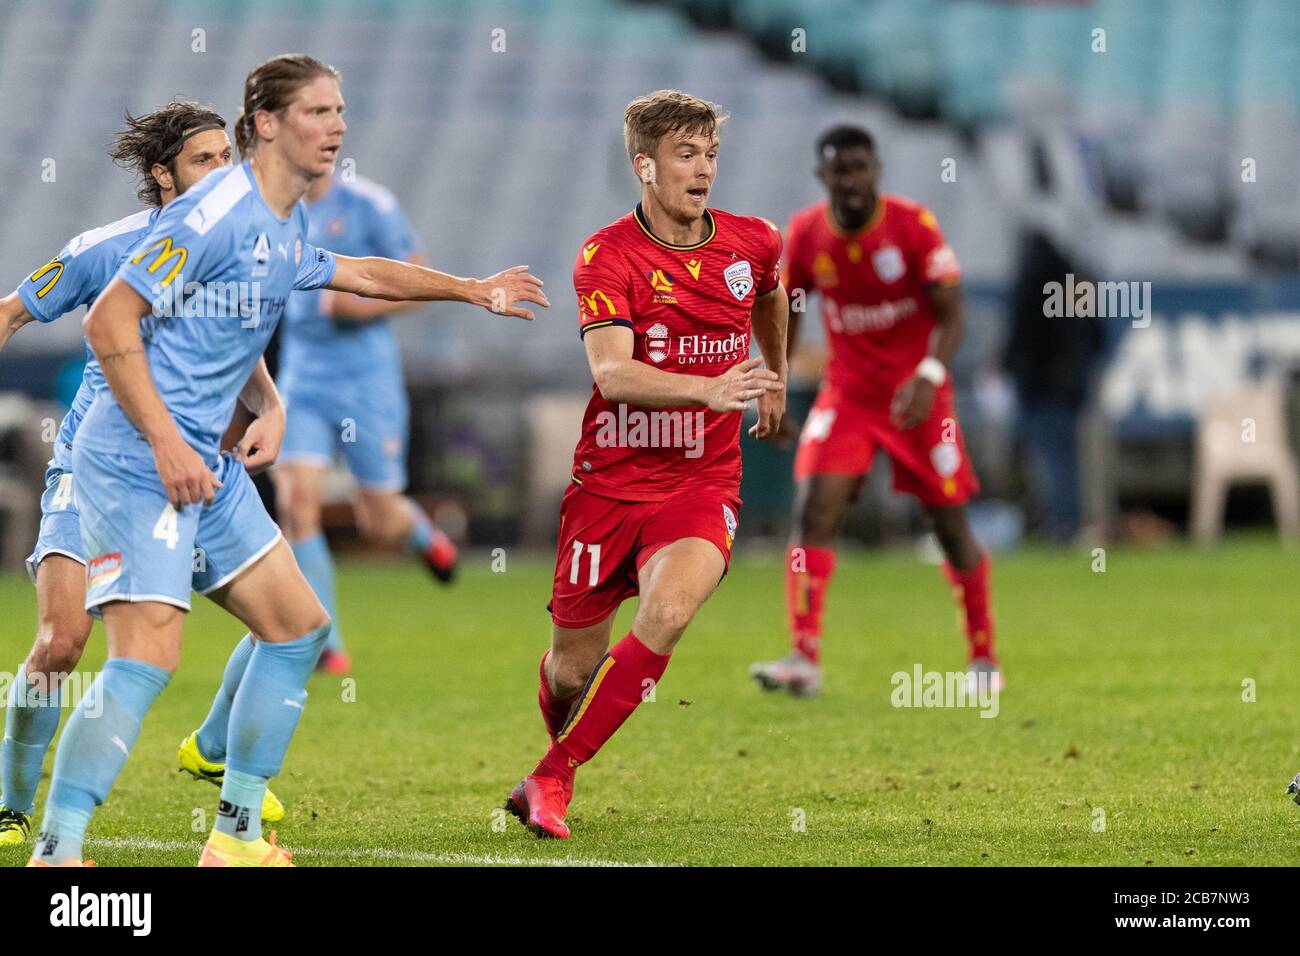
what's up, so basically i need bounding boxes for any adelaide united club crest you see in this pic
[723,260,753,300]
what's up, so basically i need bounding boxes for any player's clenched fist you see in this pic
[476,265,550,321]
[703,357,783,413]
[153,435,223,508]
[889,375,936,431]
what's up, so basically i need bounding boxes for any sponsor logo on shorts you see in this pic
[723,260,753,300]
[802,407,837,443]
[721,503,738,549]
[87,551,123,591]
[930,441,960,478]
[931,442,962,498]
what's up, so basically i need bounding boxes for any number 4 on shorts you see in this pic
[153,504,180,550]
[50,473,75,511]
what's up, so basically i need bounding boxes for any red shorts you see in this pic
[547,482,741,629]
[793,384,979,507]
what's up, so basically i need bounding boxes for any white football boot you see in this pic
[750,651,822,698]
[963,656,1004,696]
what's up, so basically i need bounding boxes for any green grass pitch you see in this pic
[0,537,1295,866]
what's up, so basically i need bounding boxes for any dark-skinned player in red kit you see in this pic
[750,124,1000,699]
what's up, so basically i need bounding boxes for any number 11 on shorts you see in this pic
[569,540,601,587]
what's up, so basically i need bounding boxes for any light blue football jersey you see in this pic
[15,208,160,469]
[279,174,421,386]
[76,161,337,463]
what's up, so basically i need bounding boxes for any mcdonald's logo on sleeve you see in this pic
[579,289,617,317]
[28,258,64,298]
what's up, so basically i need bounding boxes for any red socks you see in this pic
[784,544,993,666]
[786,545,836,663]
[535,632,669,783]
[943,553,996,663]
[537,650,576,741]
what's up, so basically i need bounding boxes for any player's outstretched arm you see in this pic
[326,255,549,321]
[584,324,782,412]
[232,357,286,475]
[83,278,222,507]
[0,292,34,351]
[322,254,430,323]
[748,285,790,440]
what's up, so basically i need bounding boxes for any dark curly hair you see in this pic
[108,100,226,206]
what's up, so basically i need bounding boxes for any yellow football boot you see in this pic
[177,732,285,824]
[0,807,33,846]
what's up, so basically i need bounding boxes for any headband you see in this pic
[160,123,225,163]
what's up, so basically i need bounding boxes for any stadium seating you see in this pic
[5,0,1293,382]
[1,0,1296,548]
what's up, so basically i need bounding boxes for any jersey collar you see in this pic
[634,201,716,251]
[824,195,885,239]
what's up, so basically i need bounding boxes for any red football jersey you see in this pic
[784,195,960,406]
[570,203,783,502]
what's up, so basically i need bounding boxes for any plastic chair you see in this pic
[1191,379,1300,545]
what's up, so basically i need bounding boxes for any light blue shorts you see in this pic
[25,462,85,582]
[279,378,409,491]
[74,446,281,612]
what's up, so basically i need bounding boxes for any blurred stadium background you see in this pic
[2,0,1299,566]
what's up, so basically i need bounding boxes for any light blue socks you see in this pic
[2,663,63,814]
[35,658,170,864]
[219,623,329,841]
[194,634,254,762]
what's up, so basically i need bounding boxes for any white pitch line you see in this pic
[86,837,663,867]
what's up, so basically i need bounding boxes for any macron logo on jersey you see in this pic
[183,166,252,236]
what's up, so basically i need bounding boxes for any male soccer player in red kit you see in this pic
[504,90,789,839]
[750,124,1000,698]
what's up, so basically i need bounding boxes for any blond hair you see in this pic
[236,53,340,156]
[623,89,728,162]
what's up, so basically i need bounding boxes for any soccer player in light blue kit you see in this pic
[30,54,546,867]
[274,171,458,676]
[0,102,284,844]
